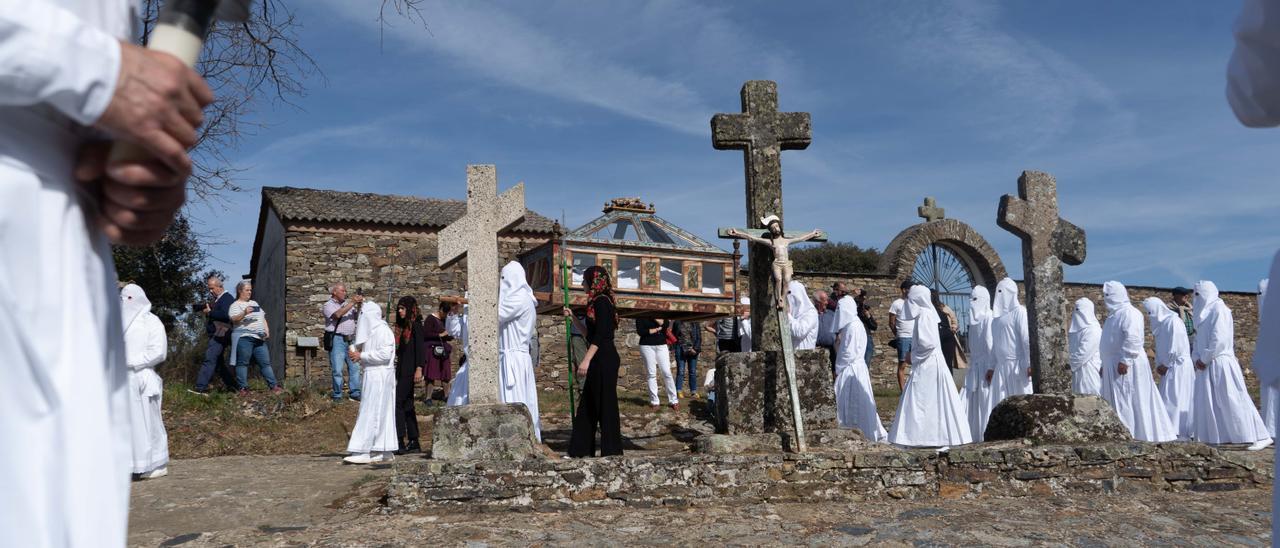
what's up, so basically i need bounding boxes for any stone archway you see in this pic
[879,217,1008,332]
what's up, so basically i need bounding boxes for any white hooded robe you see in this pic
[787,280,819,351]
[1143,297,1195,440]
[959,287,994,442]
[988,278,1032,406]
[1250,251,1280,544]
[739,297,752,353]
[445,296,470,407]
[1,2,137,545]
[499,261,542,441]
[346,302,399,454]
[121,284,169,475]
[887,286,972,447]
[1257,279,1277,438]
[1068,298,1103,397]
[1098,282,1176,442]
[833,294,886,441]
[1190,280,1270,445]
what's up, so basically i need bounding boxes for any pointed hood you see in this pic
[500,261,536,312]
[787,280,816,321]
[1193,280,1221,326]
[1259,278,1268,320]
[121,283,152,332]
[991,278,1020,317]
[1102,281,1130,316]
[353,301,386,347]
[1070,298,1099,333]
[969,286,991,326]
[1142,296,1176,326]
[904,285,935,320]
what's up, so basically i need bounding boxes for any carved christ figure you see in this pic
[724,214,822,312]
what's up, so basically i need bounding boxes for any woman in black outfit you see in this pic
[566,266,623,457]
[393,296,426,454]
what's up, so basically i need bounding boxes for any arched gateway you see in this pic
[878,198,1008,334]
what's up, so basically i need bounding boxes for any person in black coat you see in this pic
[567,266,623,457]
[393,296,427,453]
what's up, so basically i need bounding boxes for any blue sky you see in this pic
[192,0,1280,293]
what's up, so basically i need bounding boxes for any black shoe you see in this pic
[406,439,421,453]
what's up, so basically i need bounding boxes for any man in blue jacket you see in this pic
[191,274,239,395]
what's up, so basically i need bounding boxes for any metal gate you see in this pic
[911,243,976,338]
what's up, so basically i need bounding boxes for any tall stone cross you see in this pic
[918,197,945,223]
[711,80,811,352]
[438,164,526,405]
[996,170,1086,395]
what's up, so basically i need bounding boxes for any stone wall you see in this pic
[387,441,1271,512]
[279,227,544,379]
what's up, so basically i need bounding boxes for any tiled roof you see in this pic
[261,186,557,234]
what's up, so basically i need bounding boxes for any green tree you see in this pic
[791,242,882,274]
[113,215,208,328]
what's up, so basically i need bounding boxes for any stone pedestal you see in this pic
[715,350,836,435]
[430,403,542,460]
[984,394,1130,444]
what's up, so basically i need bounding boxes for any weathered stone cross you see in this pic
[711,80,811,353]
[439,164,526,405]
[918,197,945,223]
[996,170,1086,395]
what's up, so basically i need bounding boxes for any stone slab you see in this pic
[715,349,836,435]
[984,394,1130,444]
[695,429,869,455]
[430,403,542,461]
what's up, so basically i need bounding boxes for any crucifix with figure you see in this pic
[438,164,526,405]
[712,80,814,451]
[997,170,1086,395]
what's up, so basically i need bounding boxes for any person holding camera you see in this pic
[190,274,239,395]
[323,283,364,402]
[229,281,280,394]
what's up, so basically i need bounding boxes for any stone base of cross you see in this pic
[718,226,827,453]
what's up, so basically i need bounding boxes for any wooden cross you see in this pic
[438,164,526,405]
[918,197,945,223]
[711,80,811,354]
[996,170,1086,395]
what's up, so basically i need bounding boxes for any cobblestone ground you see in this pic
[129,454,1274,547]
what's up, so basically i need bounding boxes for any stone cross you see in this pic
[711,80,811,352]
[438,165,526,405]
[996,170,1086,395]
[918,197,945,223]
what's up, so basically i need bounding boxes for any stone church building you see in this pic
[248,186,558,380]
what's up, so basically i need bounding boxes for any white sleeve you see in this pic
[143,316,168,368]
[361,328,397,365]
[1228,0,1280,127]
[0,1,121,125]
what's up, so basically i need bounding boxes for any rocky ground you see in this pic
[129,453,1273,547]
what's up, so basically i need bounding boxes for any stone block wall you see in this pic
[387,441,1271,512]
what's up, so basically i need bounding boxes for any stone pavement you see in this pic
[129,453,1274,547]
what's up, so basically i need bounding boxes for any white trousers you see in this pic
[641,344,678,405]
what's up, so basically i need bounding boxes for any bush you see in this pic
[791,242,882,273]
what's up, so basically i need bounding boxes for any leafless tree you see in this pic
[137,0,427,205]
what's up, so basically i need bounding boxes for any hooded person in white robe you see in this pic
[121,284,169,478]
[787,281,819,351]
[1097,282,1176,442]
[959,287,994,442]
[1143,297,1195,440]
[1190,280,1272,449]
[1257,279,1277,438]
[499,261,542,442]
[1251,252,1280,543]
[887,286,972,448]
[1068,298,1103,397]
[445,294,470,407]
[833,292,887,441]
[988,278,1032,405]
[1,3,153,545]
[344,301,399,463]
[739,297,753,353]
